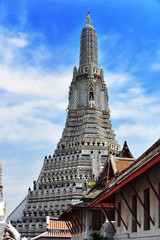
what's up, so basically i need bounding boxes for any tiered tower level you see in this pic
[8,13,120,238]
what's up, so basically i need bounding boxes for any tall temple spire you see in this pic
[8,14,120,239]
[57,12,119,157]
[79,12,98,69]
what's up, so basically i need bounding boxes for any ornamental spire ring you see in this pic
[86,11,91,25]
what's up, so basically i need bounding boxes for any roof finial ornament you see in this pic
[86,11,91,25]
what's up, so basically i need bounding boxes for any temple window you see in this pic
[132,195,137,232]
[117,202,121,227]
[89,91,94,100]
[144,188,150,230]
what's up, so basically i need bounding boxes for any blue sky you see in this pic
[0,0,160,216]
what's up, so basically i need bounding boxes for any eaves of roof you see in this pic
[90,139,160,208]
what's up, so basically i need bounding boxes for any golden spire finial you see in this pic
[86,11,91,25]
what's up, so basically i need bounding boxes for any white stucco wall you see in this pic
[114,162,160,240]
[71,208,93,240]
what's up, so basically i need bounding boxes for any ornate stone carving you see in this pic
[9,14,121,239]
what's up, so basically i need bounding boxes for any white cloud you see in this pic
[0,25,72,147]
[151,62,160,70]
[109,82,160,155]
[116,123,160,140]
[128,87,142,95]
[0,65,71,97]
[111,85,160,121]
[98,33,121,62]
[9,36,28,48]
[0,65,70,145]
[105,71,133,87]
[150,50,160,70]
[0,114,63,144]
[0,27,28,64]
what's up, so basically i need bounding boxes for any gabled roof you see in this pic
[118,141,134,158]
[31,217,71,239]
[83,189,103,200]
[47,218,69,230]
[111,156,135,174]
[90,138,160,208]
[83,141,135,202]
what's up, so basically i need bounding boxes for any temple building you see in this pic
[60,141,135,240]
[8,12,121,239]
[60,139,160,240]
[90,139,160,240]
[31,217,71,240]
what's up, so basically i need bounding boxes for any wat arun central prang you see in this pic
[8,13,121,238]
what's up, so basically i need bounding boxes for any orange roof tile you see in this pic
[49,220,69,230]
[115,160,134,172]
[32,218,71,239]
[42,231,71,237]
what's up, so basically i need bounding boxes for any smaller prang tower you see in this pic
[8,12,120,239]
